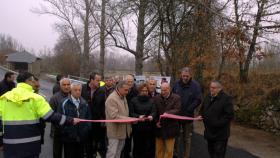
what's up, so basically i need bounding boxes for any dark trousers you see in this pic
[64,142,84,158]
[53,131,63,158]
[4,153,40,158]
[174,122,193,158]
[88,124,107,158]
[207,140,228,158]
[121,137,132,158]
[85,135,94,158]
[133,130,155,158]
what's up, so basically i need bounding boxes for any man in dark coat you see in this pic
[50,74,66,138]
[199,81,234,158]
[125,74,138,103]
[0,72,16,146]
[154,83,181,158]
[49,78,71,158]
[81,72,107,158]
[58,82,91,158]
[172,67,202,158]
[104,76,115,98]
[147,78,159,98]
[52,74,64,95]
[0,72,16,96]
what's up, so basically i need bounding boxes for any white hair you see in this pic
[71,82,82,89]
[125,74,134,80]
[59,78,71,86]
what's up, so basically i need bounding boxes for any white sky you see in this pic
[0,0,58,53]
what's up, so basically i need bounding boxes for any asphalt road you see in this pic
[0,69,259,158]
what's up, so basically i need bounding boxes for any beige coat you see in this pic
[105,90,132,139]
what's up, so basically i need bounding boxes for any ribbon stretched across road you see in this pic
[79,118,141,123]
[160,113,202,121]
[79,113,202,123]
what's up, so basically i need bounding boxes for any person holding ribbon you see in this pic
[105,81,136,158]
[129,83,157,158]
[58,82,92,158]
[199,81,234,158]
[154,83,181,158]
[172,67,202,158]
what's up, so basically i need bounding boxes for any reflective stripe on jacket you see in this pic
[0,83,67,157]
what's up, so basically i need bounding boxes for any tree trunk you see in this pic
[135,55,143,76]
[99,0,106,78]
[156,40,165,76]
[218,34,226,80]
[80,0,90,77]
[239,1,264,83]
[218,52,226,80]
[135,0,147,75]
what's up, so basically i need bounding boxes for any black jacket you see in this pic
[49,91,69,130]
[52,82,60,95]
[58,96,92,143]
[0,79,16,96]
[81,83,106,120]
[172,79,202,117]
[105,86,115,99]
[126,85,138,104]
[154,93,181,138]
[49,91,69,112]
[200,91,234,141]
[129,96,157,132]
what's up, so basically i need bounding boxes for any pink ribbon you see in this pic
[79,118,140,123]
[79,113,201,123]
[160,113,202,121]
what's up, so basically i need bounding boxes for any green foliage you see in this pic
[235,104,264,126]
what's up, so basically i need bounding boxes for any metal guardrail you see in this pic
[68,75,88,83]
[0,65,87,85]
[46,74,87,84]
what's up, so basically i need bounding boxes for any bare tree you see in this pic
[53,34,81,75]
[106,0,159,75]
[34,0,99,77]
[0,34,25,52]
[155,0,196,83]
[233,0,280,82]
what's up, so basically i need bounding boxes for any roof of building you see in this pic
[6,51,40,63]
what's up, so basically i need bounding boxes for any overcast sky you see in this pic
[0,0,58,53]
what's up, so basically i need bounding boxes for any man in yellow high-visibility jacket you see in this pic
[0,72,80,158]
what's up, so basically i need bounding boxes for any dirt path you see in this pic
[194,122,280,158]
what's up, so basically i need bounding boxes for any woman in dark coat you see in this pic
[129,83,157,158]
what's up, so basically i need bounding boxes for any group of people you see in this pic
[0,66,234,158]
